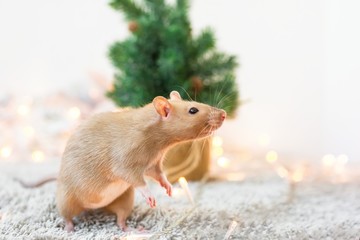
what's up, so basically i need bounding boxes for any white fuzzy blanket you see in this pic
[0,163,359,239]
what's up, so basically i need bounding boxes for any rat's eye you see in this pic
[189,107,199,114]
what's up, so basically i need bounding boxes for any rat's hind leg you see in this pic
[105,186,135,231]
[56,187,84,232]
[58,203,84,232]
[64,219,74,232]
[57,199,84,232]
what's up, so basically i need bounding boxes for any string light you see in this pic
[23,126,35,137]
[291,167,304,183]
[258,134,270,147]
[32,150,45,163]
[224,220,238,240]
[213,148,224,158]
[212,136,223,147]
[17,105,30,116]
[171,187,184,198]
[217,156,230,168]
[67,107,81,120]
[266,150,278,163]
[178,177,194,205]
[322,154,336,167]
[0,79,111,163]
[265,150,290,180]
[0,77,357,212]
[0,146,12,158]
[275,166,288,179]
[212,136,224,158]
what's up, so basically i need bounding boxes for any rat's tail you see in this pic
[16,174,58,188]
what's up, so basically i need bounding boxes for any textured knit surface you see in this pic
[0,164,359,240]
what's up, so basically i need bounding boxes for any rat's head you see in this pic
[152,91,226,141]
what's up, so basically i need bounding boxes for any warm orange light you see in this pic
[266,150,278,163]
[217,157,230,168]
[67,107,81,120]
[212,136,223,147]
[213,147,224,157]
[17,105,30,116]
[178,177,187,186]
[171,187,184,198]
[276,166,288,178]
[292,168,304,182]
[0,146,12,158]
[178,177,194,205]
[32,150,45,163]
[322,154,336,167]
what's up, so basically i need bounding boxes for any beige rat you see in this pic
[56,90,226,232]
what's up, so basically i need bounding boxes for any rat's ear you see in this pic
[153,96,172,118]
[170,91,182,101]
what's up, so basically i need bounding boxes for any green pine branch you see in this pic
[195,52,238,80]
[107,0,240,116]
[176,0,189,13]
[109,0,145,20]
[192,28,215,58]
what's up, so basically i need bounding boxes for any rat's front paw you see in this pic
[159,174,172,197]
[138,186,156,208]
[146,196,156,208]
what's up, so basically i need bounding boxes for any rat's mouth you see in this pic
[198,109,226,138]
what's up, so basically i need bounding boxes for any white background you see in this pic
[0,0,359,162]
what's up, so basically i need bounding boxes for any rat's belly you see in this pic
[83,180,131,209]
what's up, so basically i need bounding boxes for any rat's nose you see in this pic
[220,111,226,121]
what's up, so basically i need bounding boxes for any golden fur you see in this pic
[56,91,226,231]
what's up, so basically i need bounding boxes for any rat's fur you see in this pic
[56,91,226,231]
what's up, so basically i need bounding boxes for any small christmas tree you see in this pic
[107,0,239,116]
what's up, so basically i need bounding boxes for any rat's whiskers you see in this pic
[216,91,236,110]
[175,85,193,101]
